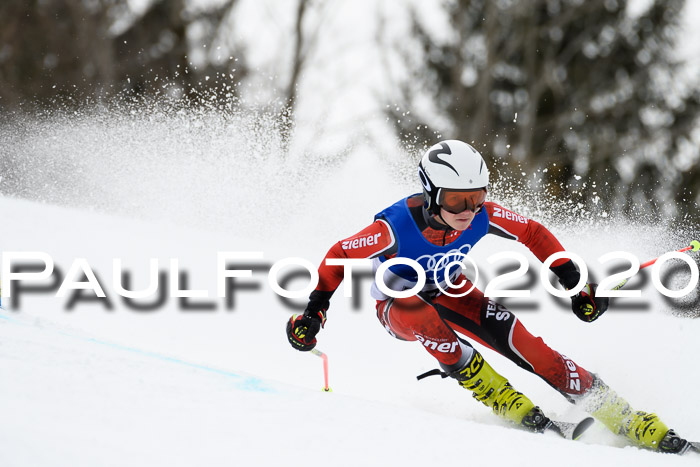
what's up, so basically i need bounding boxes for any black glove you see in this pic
[286,310,326,351]
[571,283,609,322]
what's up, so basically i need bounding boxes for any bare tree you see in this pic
[277,0,327,150]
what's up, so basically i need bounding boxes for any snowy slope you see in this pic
[1,176,699,466]
[1,306,695,467]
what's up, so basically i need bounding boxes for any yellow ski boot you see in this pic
[584,378,689,453]
[449,351,549,432]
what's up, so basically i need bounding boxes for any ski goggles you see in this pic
[437,188,487,214]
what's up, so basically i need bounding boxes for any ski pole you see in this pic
[613,240,700,291]
[310,348,332,392]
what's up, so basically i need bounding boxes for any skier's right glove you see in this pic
[571,283,609,322]
[286,310,326,351]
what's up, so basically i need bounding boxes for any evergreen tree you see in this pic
[0,0,248,110]
[385,0,700,222]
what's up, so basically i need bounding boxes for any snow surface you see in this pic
[1,164,699,466]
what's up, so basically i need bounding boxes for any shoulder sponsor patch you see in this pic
[341,233,382,250]
[492,206,528,224]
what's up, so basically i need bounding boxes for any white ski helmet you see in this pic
[418,140,489,215]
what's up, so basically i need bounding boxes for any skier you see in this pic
[286,140,690,453]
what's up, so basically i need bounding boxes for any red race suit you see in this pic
[308,194,592,398]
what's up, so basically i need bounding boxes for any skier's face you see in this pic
[439,207,476,231]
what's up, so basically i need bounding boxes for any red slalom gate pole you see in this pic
[638,241,699,269]
[613,240,700,291]
[310,348,332,392]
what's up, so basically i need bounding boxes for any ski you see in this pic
[689,441,700,454]
[547,417,595,441]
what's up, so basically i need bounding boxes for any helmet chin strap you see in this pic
[423,195,453,230]
[424,205,452,231]
[437,211,451,229]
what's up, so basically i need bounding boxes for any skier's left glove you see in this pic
[286,310,326,351]
[571,283,609,322]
